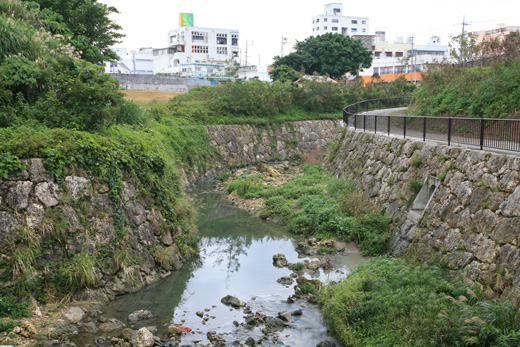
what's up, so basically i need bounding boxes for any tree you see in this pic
[272,33,372,79]
[268,64,300,82]
[0,0,125,130]
[449,32,477,65]
[22,0,123,65]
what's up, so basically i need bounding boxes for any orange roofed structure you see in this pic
[359,72,425,84]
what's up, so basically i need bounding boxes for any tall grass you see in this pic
[225,165,390,256]
[320,257,520,346]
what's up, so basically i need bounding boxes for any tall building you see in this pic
[311,3,369,37]
[153,13,240,77]
[470,25,520,45]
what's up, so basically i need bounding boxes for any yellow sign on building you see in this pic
[179,13,194,27]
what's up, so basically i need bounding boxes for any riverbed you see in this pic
[73,182,369,346]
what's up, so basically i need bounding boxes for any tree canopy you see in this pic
[271,33,373,80]
[21,0,123,65]
[0,0,126,131]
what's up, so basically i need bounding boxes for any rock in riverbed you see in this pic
[221,295,246,308]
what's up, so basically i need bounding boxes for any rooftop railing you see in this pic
[343,97,520,152]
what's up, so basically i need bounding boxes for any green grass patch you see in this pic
[320,257,520,346]
[224,165,390,256]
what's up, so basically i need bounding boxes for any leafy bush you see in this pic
[226,165,390,255]
[320,257,520,346]
[0,318,18,332]
[410,34,520,119]
[0,292,30,318]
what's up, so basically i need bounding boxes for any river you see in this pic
[75,182,369,346]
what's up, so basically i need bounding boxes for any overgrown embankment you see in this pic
[222,163,390,256]
[408,33,520,119]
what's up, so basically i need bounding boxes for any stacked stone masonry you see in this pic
[180,120,345,184]
[328,129,520,298]
[0,159,184,299]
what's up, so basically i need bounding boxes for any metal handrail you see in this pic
[343,96,520,152]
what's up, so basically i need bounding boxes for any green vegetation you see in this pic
[21,0,123,65]
[320,257,520,346]
[150,76,414,125]
[225,165,390,256]
[409,32,520,119]
[271,33,373,79]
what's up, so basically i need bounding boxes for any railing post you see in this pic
[354,114,357,130]
[387,116,390,136]
[423,117,426,142]
[374,116,377,134]
[480,118,485,150]
[363,114,366,132]
[404,117,407,139]
[448,118,452,146]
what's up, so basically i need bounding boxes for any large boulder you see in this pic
[130,327,155,347]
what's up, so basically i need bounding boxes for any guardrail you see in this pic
[343,97,520,152]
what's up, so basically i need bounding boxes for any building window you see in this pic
[395,65,406,74]
[324,18,328,22]
[333,8,340,15]
[373,67,379,74]
[324,26,328,30]
[351,28,357,32]
[380,66,393,74]
[231,34,239,46]
[375,51,381,57]
[362,29,366,33]
[192,31,208,41]
[332,27,338,31]
[351,20,357,24]
[316,18,319,22]
[362,20,366,24]
[313,20,315,24]
[396,52,404,58]
[317,26,319,30]
[216,33,227,45]
[192,45,208,53]
[332,19,339,23]
[386,52,393,57]
[217,47,228,55]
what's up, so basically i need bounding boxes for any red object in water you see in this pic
[175,325,192,332]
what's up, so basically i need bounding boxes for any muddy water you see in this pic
[78,184,369,346]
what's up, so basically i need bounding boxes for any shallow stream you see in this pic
[77,183,369,346]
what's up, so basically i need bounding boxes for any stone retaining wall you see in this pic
[329,130,520,298]
[180,120,346,184]
[0,159,185,299]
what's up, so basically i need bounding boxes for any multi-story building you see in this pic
[311,3,369,37]
[471,25,520,45]
[153,13,240,76]
[105,47,154,75]
[359,36,448,83]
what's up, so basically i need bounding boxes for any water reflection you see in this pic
[76,183,366,346]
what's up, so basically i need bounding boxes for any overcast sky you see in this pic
[99,0,519,66]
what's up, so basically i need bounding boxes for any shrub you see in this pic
[59,250,98,289]
[320,257,520,346]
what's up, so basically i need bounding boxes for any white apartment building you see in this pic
[359,36,449,82]
[153,22,240,75]
[105,47,154,75]
[312,3,369,37]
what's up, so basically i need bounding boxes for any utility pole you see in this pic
[461,15,470,65]
[410,35,416,84]
[461,15,470,35]
[281,35,288,57]
[244,39,253,66]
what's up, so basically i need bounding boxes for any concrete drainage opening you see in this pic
[412,175,441,212]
